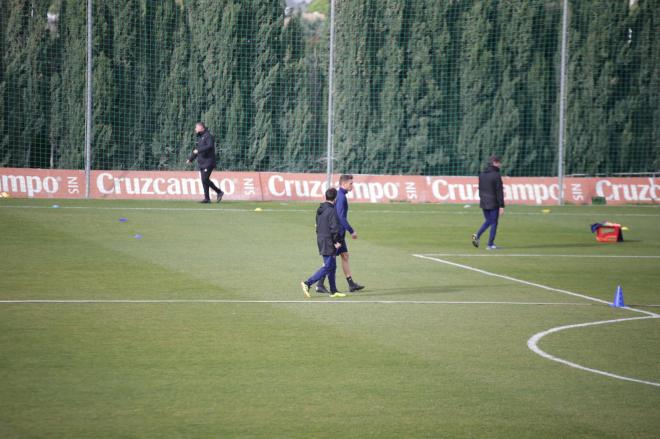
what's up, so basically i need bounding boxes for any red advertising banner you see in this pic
[1,168,658,205]
[90,170,263,200]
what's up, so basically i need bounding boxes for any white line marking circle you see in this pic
[413,254,660,387]
[527,316,660,387]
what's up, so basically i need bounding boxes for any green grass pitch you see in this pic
[1,199,659,438]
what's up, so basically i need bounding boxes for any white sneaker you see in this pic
[486,245,498,250]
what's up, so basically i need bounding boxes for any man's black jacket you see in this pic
[189,130,217,169]
[315,201,341,256]
[478,165,505,210]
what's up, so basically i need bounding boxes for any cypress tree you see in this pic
[565,1,637,175]
[332,1,372,173]
[0,0,8,165]
[367,0,405,175]
[491,1,536,176]
[456,0,498,175]
[149,0,190,169]
[108,0,141,169]
[249,0,284,171]
[401,0,449,175]
[616,0,660,174]
[90,1,115,170]
[280,14,315,172]
[54,0,86,169]
[525,2,561,176]
[2,0,53,168]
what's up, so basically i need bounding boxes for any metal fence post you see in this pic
[325,0,336,188]
[557,0,569,205]
[84,0,93,198]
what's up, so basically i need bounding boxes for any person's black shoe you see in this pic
[315,284,330,294]
[199,199,211,204]
[216,191,224,203]
[349,282,365,292]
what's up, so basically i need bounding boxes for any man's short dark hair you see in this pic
[339,174,353,184]
[489,155,501,165]
[325,187,338,201]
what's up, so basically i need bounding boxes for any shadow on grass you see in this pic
[352,284,492,298]
[505,241,641,250]
[504,242,604,250]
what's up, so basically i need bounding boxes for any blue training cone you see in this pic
[610,285,625,308]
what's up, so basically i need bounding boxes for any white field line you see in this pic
[413,253,660,387]
[424,253,660,259]
[0,299,591,306]
[414,254,619,308]
[527,316,660,388]
[413,254,658,317]
[1,204,660,217]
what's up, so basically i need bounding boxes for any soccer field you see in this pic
[1,199,659,438]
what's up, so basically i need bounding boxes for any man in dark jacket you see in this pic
[315,174,365,294]
[187,122,224,203]
[472,155,505,250]
[301,188,346,298]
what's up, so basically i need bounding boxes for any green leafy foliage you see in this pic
[1,0,658,176]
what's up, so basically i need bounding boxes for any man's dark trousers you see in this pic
[306,256,338,292]
[476,208,499,246]
[200,168,222,201]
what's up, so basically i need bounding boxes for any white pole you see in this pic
[325,0,336,187]
[84,0,93,198]
[557,0,569,205]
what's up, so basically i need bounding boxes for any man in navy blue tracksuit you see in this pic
[316,174,365,294]
[187,122,224,203]
[301,188,345,298]
[472,156,505,250]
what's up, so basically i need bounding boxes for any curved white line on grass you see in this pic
[413,253,660,386]
[528,316,660,387]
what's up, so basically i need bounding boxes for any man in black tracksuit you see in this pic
[472,155,505,250]
[300,188,346,298]
[187,122,224,203]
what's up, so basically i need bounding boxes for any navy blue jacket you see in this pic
[335,187,354,236]
[189,130,216,169]
[316,201,341,256]
[478,165,505,210]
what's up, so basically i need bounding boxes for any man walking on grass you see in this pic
[187,122,224,204]
[301,188,346,299]
[472,155,505,250]
[316,174,365,294]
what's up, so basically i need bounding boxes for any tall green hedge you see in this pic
[1,0,658,176]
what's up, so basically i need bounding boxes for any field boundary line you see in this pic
[527,316,660,388]
[415,254,613,306]
[412,254,658,317]
[0,299,592,306]
[423,253,660,259]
